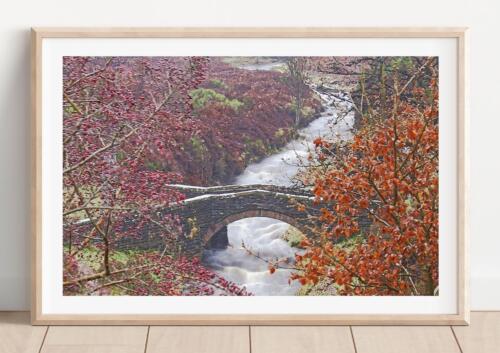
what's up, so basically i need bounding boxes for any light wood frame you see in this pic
[31,27,469,325]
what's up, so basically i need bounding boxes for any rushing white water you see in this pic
[203,64,355,295]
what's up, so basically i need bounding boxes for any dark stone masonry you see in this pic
[164,184,322,257]
[115,184,323,257]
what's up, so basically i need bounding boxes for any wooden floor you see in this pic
[0,312,498,353]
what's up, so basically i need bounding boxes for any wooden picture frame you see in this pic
[31,27,469,325]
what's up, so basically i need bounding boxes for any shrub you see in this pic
[190,88,243,112]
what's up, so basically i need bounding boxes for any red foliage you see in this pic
[62,57,249,296]
[155,59,322,185]
[64,252,251,296]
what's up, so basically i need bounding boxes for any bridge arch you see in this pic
[203,209,309,250]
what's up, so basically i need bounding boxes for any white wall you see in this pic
[0,0,498,310]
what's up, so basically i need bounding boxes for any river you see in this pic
[202,63,355,295]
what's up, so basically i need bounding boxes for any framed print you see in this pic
[31,27,469,325]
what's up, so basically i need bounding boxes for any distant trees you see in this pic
[162,59,321,186]
[285,57,309,126]
[314,56,438,121]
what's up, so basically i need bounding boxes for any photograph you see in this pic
[62,55,439,298]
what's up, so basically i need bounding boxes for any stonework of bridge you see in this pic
[106,183,372,256]
[164,184,321,257]
[71,183,371,256]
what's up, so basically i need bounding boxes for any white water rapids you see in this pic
[202,65,355,295]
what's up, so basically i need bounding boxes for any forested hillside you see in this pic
[151,58,322,185]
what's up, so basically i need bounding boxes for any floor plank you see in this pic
[251,326,355,353]
[1,312,498,353]
[453,312,500,353]
[146,326,249,353]
[352,326,461,353]
[40,326,148,353]
[0,312,47,353]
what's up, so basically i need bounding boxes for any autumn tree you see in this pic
[292,57,439,295]
[62,56,249,296]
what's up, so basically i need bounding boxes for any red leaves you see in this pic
[268,265,276,275]
[64,251,252,296]
[313,137,323,147]
[62,56,222,296]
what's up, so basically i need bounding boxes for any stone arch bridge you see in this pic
[161,184,321,257]
[79,184,323,257]
[76,184,370,257]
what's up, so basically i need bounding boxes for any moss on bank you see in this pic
[281,226,307,248]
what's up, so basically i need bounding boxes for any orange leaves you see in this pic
[338,194,351,205]
[313,183,325,198]
[313,137,323,147]
[408,127,419,140]
[293,75,439,296]
[359,198,369,209]
[300,238,311,248]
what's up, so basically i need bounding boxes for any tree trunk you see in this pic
[295,86,302,126]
